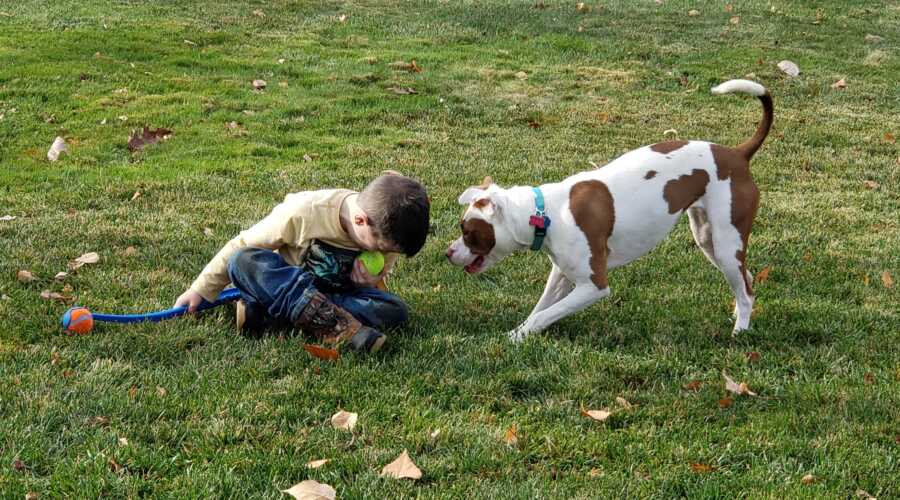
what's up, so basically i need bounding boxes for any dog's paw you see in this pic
[507,328,527,344]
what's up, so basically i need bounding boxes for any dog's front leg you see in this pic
[508,284,609,343]
[526,264,574,318]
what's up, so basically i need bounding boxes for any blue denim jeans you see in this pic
[227,247,409,330]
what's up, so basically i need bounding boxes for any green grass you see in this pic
[1,0,898,497]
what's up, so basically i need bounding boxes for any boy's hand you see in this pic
[350,258,384,289]
[174,289,204,314]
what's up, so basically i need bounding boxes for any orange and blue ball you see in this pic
[61,307,94,335]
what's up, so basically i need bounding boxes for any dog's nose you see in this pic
[445,248,455,260]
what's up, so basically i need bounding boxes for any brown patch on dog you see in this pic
[473,198,491,210]
[650,140,688,154]
[569,180,615,289]
[461,218,495,255]
[644,170,657,180]
[662,169,710,214]
[712,144,760,296]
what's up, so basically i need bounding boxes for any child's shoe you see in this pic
[294,291,386,353]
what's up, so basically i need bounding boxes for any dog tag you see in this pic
[529,215,545,228]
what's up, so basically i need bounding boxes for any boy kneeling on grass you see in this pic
[174,173,430,353]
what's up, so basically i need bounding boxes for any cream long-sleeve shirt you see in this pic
[190,189,396,302]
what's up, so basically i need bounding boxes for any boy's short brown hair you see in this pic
[358,174,430,256]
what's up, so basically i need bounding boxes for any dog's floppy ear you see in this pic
[458,176,496,205]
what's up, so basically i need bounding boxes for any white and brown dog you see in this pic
[447,80,773,342]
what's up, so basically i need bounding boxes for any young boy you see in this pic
[174,173,430,353]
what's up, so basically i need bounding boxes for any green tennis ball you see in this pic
[359,251,385,275]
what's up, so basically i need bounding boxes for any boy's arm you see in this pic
[188,201,303,302]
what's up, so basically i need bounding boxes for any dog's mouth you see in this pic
[464,255,486,274]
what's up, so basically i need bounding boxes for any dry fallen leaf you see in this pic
[864,372,875,384]
[515,71,528,80]
[831,78,847,89]
[155,386,167,397]
[40,290,71,302]
[131,191,141,201]
[864,34,883,44]
[724,3,733,12]
[389,60,422,73]
[856,490,876,500]
[690,463,715,473]
[283,479,336,500]
[885,132,895,144]
[107,457,124,474]
[723,372,757,396]
[504,424,518,445]
[615,396,633,409]
[581,408,612,422]
[387,87,417,95]
[127,127,172,152]
[54,272,68,281]
[803,252,813,262]
[252,79,267,90]
[729,16,740,24]
[17,270,34,283]
[864,180,879,190]
[252,9,265,17]
[688,9,700,16]
[429,429,441,439]
[746,351,761,363]
[589,467,602,477]
[330,410,358,431]
[70,252,100,270]
[128,386,138,399]
[306,459,329,469]
[118,437,129,446]
[576,3,591,13]
[47,136,68,162]
[777,60,800,77]
[303,344,340,361]
[882,271,893,288]
[0,215,16,221]
[718,397,733,408]
[203,227,214,237]
[755,266,771,284]
[380,450,422,480]
[801,473,815,484]
[303,154,313,162]
[13,459,25,472]
[338,14,348,23]
[278,58,285,64]
[124,246,138,257]
[683,380,702,391]
[87,415,110,426]
[26,493,39,500]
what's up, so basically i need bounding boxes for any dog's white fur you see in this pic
[448,80,771,342]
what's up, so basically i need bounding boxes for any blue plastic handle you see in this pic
[89,288,242,324]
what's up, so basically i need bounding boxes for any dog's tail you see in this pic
[711,79,773,160]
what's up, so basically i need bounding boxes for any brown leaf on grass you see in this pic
[688,9,700,16]
[882,271,894,288]
[108,457,124,474]
[127,127,172,152]
[124,246,138,257]
[13,459,26,472]
[864,373,875,384]
[884,132,895,144]
[755,266,771,284]
[581,408,612,422]
[303,344,339,361]
[303,154,313,162]
[515,71,528,80]
[718,397,733,408]
[118,437,129,446]
[26,493,39,500]
[252,79,267,90]
[746,351,761,363]
[131,191,141,201]
[729,16,740,25]
[723,372,757,396]
[17,270,34,283]
[683,380,702,391]
[777,60,800,77]
[155,386,167,397]
[864,180,879,190]
[831,78,847,89]
[856,490,876,500]
[615,396,634,409]
[380,450,422,480]
[801,473,815,484]
[306,459,329,469]
[690,463,715,473]
[504,424,518,445]
[54,272,68,281]
[724,3,733,12]
[387,87,417,95]
[252,9,265,17]
[69,252,100,270]
[429,429,441,439]
[0,215,16,221]
[803,252,813,262]
[865,34,884,44]
[589,467,602,477]
[128,385,138,400]
[388,60,422,73]
[40,290,71,302]
[283,479,336,500]
[50,352,61,365]
[576,3,591,14]
[338,14,348,23]
[330,410,357,431]
[87,415,110,427]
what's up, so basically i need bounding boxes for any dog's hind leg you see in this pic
[688,207,717,267]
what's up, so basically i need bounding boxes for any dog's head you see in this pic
[446,177,521,274]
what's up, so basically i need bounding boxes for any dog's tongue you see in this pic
[465,255,484,274]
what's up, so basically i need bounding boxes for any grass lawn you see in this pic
[1,0,898,497]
